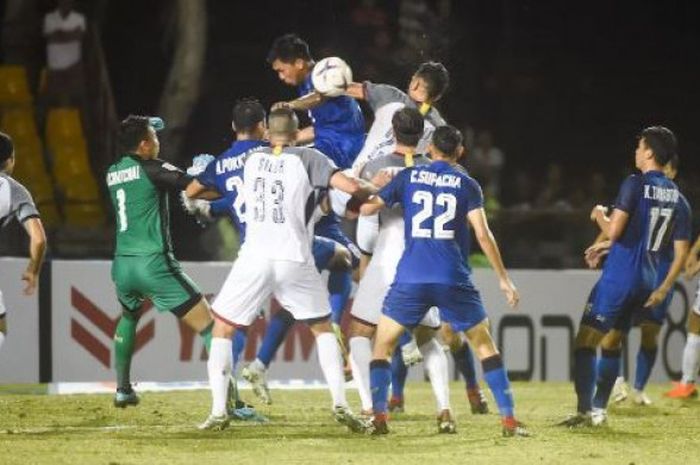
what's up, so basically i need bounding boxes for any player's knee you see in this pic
[212,318,236,339]
[0,317,7,335]
[413,325,436,346]
[349,317,375,338]
[640,323,660,349]
[575,324,604,349]
[464,323,498,359]
[600,330,623,351]
[688,311,700,335]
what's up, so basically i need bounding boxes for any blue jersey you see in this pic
[379,161,484,285]
[299,75,365,168]
[602,171,691,291]
[196,140,266,241]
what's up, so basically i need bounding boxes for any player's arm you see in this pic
[296,126,315,145]
[184,179,220,200]
[21,217,47,295]
[275,91,325,112]
[467,208,519,308]
[685,234,700,278]
[645,239,690,308]
[591,206,629,242]
[359,195,385,216]
[344,83,365,100]
[329,171,377,207]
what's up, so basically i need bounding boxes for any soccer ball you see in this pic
[311,57,352,97]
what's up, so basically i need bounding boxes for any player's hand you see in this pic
[499,278,520,308]
[685,255,700,279]
[590,205,607,222]
[22,270,38,295]
[584,241,611,269]
[644,286,669,308]
[371,170,394,188]
[272,101,292,111]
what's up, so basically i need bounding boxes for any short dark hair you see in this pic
[0,131,14,166]
[232,98,266,133]
[392,107,424,147]
[667,153,679,171]
[432,125,463,158]
[118,115,151,154]
[415,62,449,100]
[639,126,677,166]
[268,107,299,135]
[267,34,312,64]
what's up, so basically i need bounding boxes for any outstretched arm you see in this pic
[467,208,519,308]
[645,239,690,307]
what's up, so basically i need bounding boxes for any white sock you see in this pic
[208,337,232,416]
[681,333,700,384]
[349,336,373,411]
[0,332,5,353]
[420,338,451,412]
[316,332,347,408]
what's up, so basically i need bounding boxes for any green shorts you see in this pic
[111,253,202,316]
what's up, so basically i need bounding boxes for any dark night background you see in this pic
[2,0,699,264]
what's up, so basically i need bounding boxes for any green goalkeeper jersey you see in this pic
[106,154,192,256]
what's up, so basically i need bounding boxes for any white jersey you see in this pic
[0,173,39,230]
[351,82,446,175]
[240,146,337,263]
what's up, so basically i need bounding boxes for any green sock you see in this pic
[200,322,213,354]
[114,313,138,391]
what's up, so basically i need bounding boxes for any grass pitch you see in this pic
[1,381,698,465]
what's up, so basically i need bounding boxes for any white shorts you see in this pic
[0,289,5,317]
[212,250,330,327]
[351,261,440,328]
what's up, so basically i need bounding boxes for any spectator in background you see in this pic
[510,171,535,211]
[43,0,86,107]
[469,130,505,197]
[535,163,571,210]
[588,172,608,206]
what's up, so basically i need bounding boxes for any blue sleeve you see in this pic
[613,175,642,213]
[378,169,409,207]
[209,197,229,217]
[196,161,218,190]
[464,177,484,213]
[673,196,692,241]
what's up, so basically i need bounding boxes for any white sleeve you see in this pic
[356,213,379,255]
[328,188,351,217]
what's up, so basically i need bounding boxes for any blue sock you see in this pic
[370,359,392,415]
[257,309,295,367]
[593,349,621,409]
[232,329,247,370]
[481,354,514,418]
[574,347,597,413]
[634,346,658,391]
[398,330,413,347]
[453,344,479,390]
[328,270,352,325]
[390,345,408,400]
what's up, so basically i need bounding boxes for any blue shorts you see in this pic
[312,236,337,272]
[632,290,671,326]
[580,279,652,333]
[314,133,364,170]
[314,214,360,269]
[382,282,487,332]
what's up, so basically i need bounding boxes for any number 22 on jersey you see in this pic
[411,190,456,239]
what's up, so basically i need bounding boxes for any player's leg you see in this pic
[201,253,272,430]
[632,322,661,404]
[388,331,411,412]
[438,283,527,437]
[369,314,409,434]
[232,328,247,371]
[347,260,387,414]
[243,308,295,404]
[348,317,376,413]
[441,322,488,414]
[414,320,455,434]
[275,259,365,431]
[665,306,700,398]
[592,328,624,422]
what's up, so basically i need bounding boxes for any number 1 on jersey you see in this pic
[116,188,128,232]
